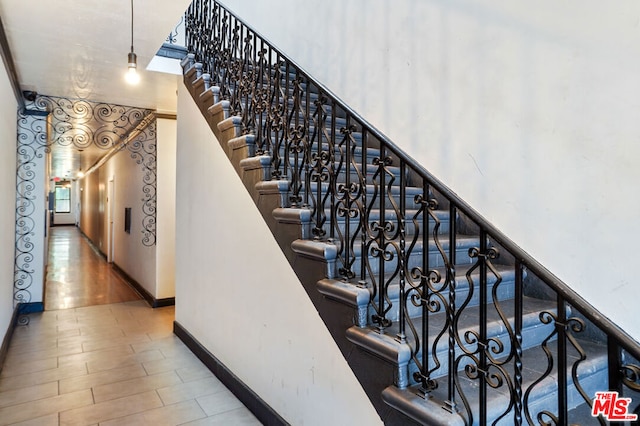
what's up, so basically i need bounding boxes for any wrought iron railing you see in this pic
[185,1,640,424]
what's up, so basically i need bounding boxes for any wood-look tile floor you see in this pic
[0,226,261,425]
[45,227,142,311]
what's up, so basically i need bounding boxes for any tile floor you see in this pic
[45,227,141,310]
[1,226,261,424]
[0,301,262,425]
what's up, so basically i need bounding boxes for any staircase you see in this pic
[181,2,640,424]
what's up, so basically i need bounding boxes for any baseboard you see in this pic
[0,302,43,374]
[77,227,107,260]
[173,321,288,426]
[77,226,174,309]
[17,302,44,314]
[0,304,20,374]
[112,264,175,308]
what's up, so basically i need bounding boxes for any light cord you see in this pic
[130,0,134,53]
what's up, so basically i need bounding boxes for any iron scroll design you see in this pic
[14,112,47,306]
[126,121,157,246]
[14,96,156,306]
[185,1,640,424]
[166,14,185,45]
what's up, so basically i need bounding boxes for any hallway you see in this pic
[0,227,261,425]
[45,227,141,310]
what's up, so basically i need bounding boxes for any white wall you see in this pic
[78,118,177,302]
[102,140,157,296]
[220,0,640,341]
[0,55,18,342]
[175,84,381,425]
[156,117,177,299]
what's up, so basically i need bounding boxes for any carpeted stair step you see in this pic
[312,207,451,238]
[306,182,425,210]
[382,338,608,426]
[377,263,518,323]
[345,296,562,386]
[345,235,480,275]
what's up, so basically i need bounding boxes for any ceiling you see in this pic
[0,0,192,179]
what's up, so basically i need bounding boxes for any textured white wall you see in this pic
[220,0,640,341]
[78,118,175,301]
[156,117,177,299]
[175,84,382,425]
[0,58,18,341]
[102,140,157,296]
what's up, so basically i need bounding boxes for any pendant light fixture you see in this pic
[125,0,140,85]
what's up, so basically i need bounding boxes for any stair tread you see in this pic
[351,235,479,258]
[383,262,516,294]
[355,295,557,349]
[386,338,608,425]
[307,181,424,195]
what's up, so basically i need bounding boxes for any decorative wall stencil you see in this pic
[14,95,157,307]
[126,120,157,246]
[31,96,152,149]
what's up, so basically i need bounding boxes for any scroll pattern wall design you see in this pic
[15,96,156,306]
[127,121,157,247]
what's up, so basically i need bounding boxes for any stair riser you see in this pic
[347,246,477,277]
[498,366,607,426]
[297,168,404,187]
[379,277,516,323]
[406,320,557,385]
[323,219,451,240]
[305,183,424,207]
[269,147,382,167]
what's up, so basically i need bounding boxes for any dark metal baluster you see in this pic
[608,338,624,426]
[514,260,524,425]
[289,72,305,207]
[215,3,222,78]
[188,1,195,57]
[557,296,568,425]
[359,131,367,283]
[329,100,336,242]
[397,161,407,343]
[247,26,254,133]
[341,118,353,280]
[445,203,457,413]
[312,90,324,237]
[241,26,251,133]
[420,181,430,393]
[270,54,283,173]
[226,12,233,103]
[283,63,291,182]
[256,41,266,152]
[304,79,311,208]
[263,51,271,156]
[374,144,387,329]
[479,230,487,425]
[202,0,209,73]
